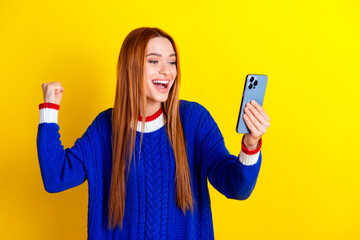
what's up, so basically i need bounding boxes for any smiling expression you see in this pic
[144,36,177,110]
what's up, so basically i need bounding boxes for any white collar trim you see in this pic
[135,112,165,133]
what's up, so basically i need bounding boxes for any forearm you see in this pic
[37,103,87,193]
[227,153,262,200]
[224,137,262,199]
[205,137,262,200]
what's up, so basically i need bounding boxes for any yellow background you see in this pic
[1,0,359,239]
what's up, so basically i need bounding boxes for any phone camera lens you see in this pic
[250,77,254,82]
[249,84,253,89]
[254,80,258,86]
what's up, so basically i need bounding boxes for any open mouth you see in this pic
[152,80,170,91]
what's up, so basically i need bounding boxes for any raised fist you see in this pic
[41,82,64,105]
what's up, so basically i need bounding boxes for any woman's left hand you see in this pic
[243,100,270,150]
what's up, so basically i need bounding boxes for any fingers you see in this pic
[245,102,270,128]
[250,100,270,122]
[243,100,270,138]
[55,86,64,93]
[42,82,63,92]
[244,107,265,137]
[41,82,64,104]
[243,114,262,137]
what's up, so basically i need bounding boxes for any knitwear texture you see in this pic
[36,99,262,239]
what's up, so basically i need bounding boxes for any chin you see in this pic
[156,96,169,103]
[147,94,168,104]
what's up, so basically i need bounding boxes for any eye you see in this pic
[169,61,176,65]
[148,60,158,64]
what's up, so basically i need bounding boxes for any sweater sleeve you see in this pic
[36,102,97,193]
[194,103,262,200]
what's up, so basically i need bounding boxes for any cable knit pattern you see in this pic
[36,99,262,240]
[144,132,162,239]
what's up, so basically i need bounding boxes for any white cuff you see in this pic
[39,108,58,124]
[238,150,260,166]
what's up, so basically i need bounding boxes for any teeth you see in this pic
[152,80,170,84]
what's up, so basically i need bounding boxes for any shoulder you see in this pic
[179,99,213,127]
[179,99,209,115]
[99,107,113,119]
[89,107,112,127]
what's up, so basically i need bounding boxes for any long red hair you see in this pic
[108,27,194,229]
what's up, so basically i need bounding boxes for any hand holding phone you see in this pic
[236,74,268,134]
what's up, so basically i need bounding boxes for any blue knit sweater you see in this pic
[36,99,262,240]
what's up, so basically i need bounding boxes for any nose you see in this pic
[159,62,170,76]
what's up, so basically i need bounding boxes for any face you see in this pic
[144,36,177,109]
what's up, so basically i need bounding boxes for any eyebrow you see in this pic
[146,53,176,57]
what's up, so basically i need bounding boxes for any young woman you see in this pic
[37,27,270,240]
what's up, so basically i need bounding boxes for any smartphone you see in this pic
[236,74,268,134]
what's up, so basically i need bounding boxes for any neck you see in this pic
[140,100,162,117]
